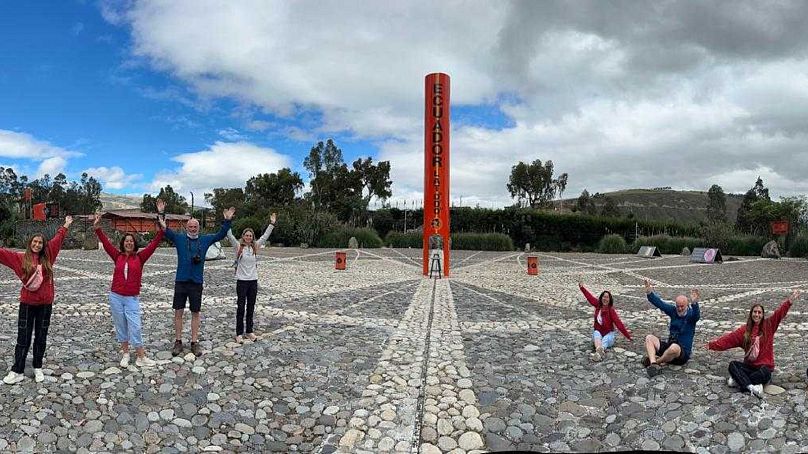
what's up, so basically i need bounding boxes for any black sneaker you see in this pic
[641,356,651,368]
[647,364,662,378]
[171,340,183,357]
[190,342,202,357]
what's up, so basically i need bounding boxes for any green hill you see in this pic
[566,188,744,225]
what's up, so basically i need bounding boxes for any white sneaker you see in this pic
[3,371,25,384]
[727,377,737,388]
[748,384,764,399]
[33,368,45,383]
[135,356,157,367]
[120,353,131,368]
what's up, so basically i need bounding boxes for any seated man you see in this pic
[642,279,701,377]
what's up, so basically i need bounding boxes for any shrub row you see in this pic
[384,231,514,251]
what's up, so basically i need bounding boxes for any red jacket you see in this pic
[708,299,792,370]
[96,228,164,296]
[579,285,632,340]
[0,227,67,305]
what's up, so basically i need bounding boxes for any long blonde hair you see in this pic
[22,233,53,280]
[238,228,257,257]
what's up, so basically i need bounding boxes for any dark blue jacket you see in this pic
[647,291,700,357]
[164,220,231,284]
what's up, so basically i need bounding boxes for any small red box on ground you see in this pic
[527,256,539,275]
[335,251,347,270]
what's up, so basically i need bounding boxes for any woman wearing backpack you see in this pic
[94,209,165,368]
[0,215,73,384]
[706,289,800,398]
[227,213,276,343]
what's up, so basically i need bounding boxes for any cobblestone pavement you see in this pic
[0,248,807,453]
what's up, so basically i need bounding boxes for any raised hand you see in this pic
[93,213,101,228]
[156,198,166,213]
[158,217,167,230]
[690,289,701,301]
[223,207,236,220]
[644,279,653,294]
[270,212,277,224]
[791,289,801,301]
[64,215,73,228]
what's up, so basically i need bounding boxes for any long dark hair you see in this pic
[118,233,140,253]
[598,290,614,307]
[22,233,53,280]
[743,304,765,350]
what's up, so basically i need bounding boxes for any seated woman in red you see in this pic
[579,279,633,362]
[706,290,800,399]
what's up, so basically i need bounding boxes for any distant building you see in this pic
[101,210,190,234]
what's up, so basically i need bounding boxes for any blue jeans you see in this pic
[109,292,143,348]
[592,330,616,349]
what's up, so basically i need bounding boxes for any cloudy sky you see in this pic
[1,0,807,208]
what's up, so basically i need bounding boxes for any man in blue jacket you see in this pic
[641,279,701,377]
[157,199,234,357]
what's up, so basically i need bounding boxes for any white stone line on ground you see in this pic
[359,249,421,271]
[455,252,523,270]
[419,279,486,454]
[334,279,432,453]
[452,251,483,268]
[534,253,674,287]
[335,281,421,316]
[383,248,423,268]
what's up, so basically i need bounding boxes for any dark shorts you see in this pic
[173,281,203,313]
[657,340,689,365]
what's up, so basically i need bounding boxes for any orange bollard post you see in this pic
[335,251,347,270]
[527,256,539,275]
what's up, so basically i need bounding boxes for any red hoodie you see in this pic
[579,284,632,340]
[95,228,164,296]
[708,299,791,370]
[0,227,67,306]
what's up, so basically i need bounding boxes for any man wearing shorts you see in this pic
[642,279,701,377]
[159,200,234,357]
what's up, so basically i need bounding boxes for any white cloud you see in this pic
[36,157,68,178]
[217,127,244,141]
[84,166,143,190]
[150,141,292,197]
[0,130,82,160]
[108,1,808,203]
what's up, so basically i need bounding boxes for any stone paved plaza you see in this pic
[1,247,808,453]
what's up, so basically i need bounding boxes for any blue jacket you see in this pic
[647,291,700,357]
[164,220,231,284]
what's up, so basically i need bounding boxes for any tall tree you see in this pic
[244,168,304,211]
[142,185,188,214]
[575,189,594,214]
[351,157,392,206]
[706,184,727,224]
[506,159,568,208]
[736,176,770,233]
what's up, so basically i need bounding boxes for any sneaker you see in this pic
[596,347,606,358]
[3,371,25,385]
[235,335,244,344]
[647,364,662,378]
[120,353,131,368]
[246,333,258,341]
[171,340,183,357]
[590,352,601,362]
[748,384,764,399]
[33,368,45,383]
[136,356,157,367]
[190,342,202,357]
[727,377,737,388]
[641,356,651,368]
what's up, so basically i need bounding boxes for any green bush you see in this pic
[598,234,628,254]
[385,231,422,248]
[788,233,808,258]
[724,234,769,256]
[271,208,340,247]
[317,227,383,248]
[632,235,705,254]
[451,233,514,251]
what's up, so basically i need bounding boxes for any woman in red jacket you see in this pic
[706,289,800,399]
[0,216,72,384]
[94,213,164,368]
[579,280,633,361]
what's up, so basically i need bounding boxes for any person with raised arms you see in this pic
[0,216,72,384]
[578,278,633,361]
[641,279,701,378]
[706,290,800,398]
